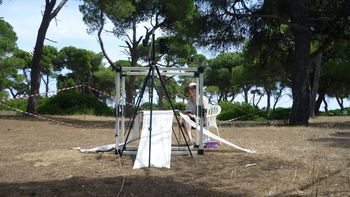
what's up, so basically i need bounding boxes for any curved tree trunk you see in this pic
[242,85,250,103]
[323,98,328,112]
[26,0,68,114]
[335,96,344,111]
[314,90,325,115]
[309,52,322,117]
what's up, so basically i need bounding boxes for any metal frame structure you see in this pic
[114,66,206,155]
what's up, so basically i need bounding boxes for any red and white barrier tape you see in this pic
[0,83,142,127]
[84,84,135,107]
[84,85,111,97]
[0,84,83,103]
[0,103,80,127]
[0,103,116,128]
[218,114,250,124]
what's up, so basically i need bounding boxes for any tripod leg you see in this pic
[155,66,193,157]
[149,76,180,145]
[120,67,152,155]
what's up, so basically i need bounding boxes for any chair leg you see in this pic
[216,127,221,144]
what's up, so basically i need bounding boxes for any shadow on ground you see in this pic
[309,131,350,149]
[0,175,245,197]
[309,121,350,129]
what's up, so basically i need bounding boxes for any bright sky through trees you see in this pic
[1,0,347,110]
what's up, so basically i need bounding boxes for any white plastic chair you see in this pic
[206,105,221,139]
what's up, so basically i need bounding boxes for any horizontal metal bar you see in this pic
[120,66,198,72]
[125,71,195,76]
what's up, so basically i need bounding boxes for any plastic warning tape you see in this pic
[0,84,83,103]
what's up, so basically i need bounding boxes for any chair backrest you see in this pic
[206,105,221,128]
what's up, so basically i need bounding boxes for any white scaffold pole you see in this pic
[121,75,126,143]
[198,68,205,154]
[115,72,121,152]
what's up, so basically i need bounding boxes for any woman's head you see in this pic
[188,82,196,97]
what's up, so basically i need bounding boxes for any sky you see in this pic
[0,0,347,110]
[0,0,126,61]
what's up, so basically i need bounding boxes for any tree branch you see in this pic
[97,10,117,69]
[50,0,68,19]
[310,36,333,59]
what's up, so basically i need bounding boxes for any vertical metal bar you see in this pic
[198,71,204,153]
[121,75,126,143]
[195,77,200,146]
[115,72,120,152]
[148,32,156,167]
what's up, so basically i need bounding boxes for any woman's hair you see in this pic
[184,86,190,97]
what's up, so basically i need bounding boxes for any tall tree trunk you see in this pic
[157,75,167,110]
[309,52,322,117]
[125,15,138,117]
[26,0,68,113]
[242,85,250,103]
[272,85,285,111]
[266,87,271,117]
[335,96,344,111]
[289,0,311,125]
[314,90,325,115]
[323,98,328,112]
[41,74,50,97]
[22,68,30,93]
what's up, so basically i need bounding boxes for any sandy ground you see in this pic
[0,114,349,196]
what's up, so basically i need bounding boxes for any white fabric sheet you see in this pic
[133,110,174,169]
[73,144,115,153]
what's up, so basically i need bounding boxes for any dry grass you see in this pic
[0,114,349,196]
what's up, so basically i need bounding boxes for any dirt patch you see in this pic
[0,114,349,196]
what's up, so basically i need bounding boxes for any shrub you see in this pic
[268,108,292,120]
[139,102,158,110]
[217,101,264,121]
[319,108,350,116]
[38,92,113,116]
[163,101,186,111]
[0,97,48,113]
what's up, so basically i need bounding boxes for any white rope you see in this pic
[179,113,256,153]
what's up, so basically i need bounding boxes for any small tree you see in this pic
[0,18,18,99]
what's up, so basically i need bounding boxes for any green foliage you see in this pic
[216,102,292,121]
[80,0,135,34]
[319,108,350,116]
[55,46,103,85]
[0,97,46,113]
[1,50,30,98]
[38,92,113,116]
[41,45,58,75]
[0,18,18,98]
[319,41,350,100]
[56,78,77,90]
[0,18,17,57]
[206,52,243,101]
[268,108,292,120]
[158,36,197,67]
[140,102,158,110]
[163,101,186,111]
[93,66,115,98]
[217,101,264,121]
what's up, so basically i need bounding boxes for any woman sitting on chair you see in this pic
[183,82,208,145]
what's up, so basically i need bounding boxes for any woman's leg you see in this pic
[184,122,194,143]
